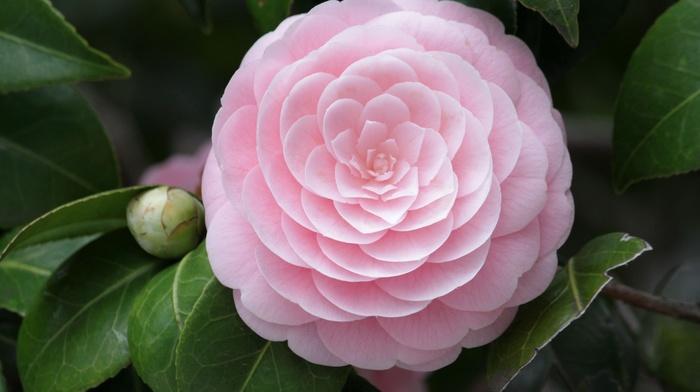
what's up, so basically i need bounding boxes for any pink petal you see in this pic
[377,300,502,351]
[488,83,522,182]
[538,154,574,257]
[255,245,363,322]
[239,271,319,325]
[492,128,548,237]
[450,170,492,230]
[322,98,366,152]
[316,318,455,370]
[434,92,466,159]
[201,151,227,227]
[461,306,517,348]
[205,203,259,289]
[415,128,448,186]
[392,182,456,232]
[281,215,372,282]
[311,0,401,25]
[233,292,348,366]
[336,164,378,200]
[440,220,540,312]
[216,105,259,209]
[355,121,390,156]
[505,252,558,307]
[280,72,335,135]
[335,201,397,234]
[360,94,412,132]
[344,53,419,91]
[407,159,456,212]
[317,236,426,278]
[330,23,423,57]
[450,112,492,198]
[313,274,430,317]
[430,51,494,131]
[359,193,415,225]
[390,122,425,166]
[384,48,461,100]
[305,145,344,200]
[361,214,454,262]
[282,14,350,60]
[376,240,489,302]
[428,179,499,263]
[284,114,323,185]
[242,167,308,267]
[385,82,441,130]
[267,153,315,230]
[302,189,387,244]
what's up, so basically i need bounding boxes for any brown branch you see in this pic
[602,280,700,324]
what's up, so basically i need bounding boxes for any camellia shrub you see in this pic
[1,0,699,391]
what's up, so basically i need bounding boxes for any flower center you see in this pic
[365,149,396,181]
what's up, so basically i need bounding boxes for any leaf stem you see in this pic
[602,280,700,324]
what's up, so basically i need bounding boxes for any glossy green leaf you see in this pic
[0,235,98,316]
[0,0,129,93]
[455,0,517,34]
[246,0,294,34]
[128,242,211,392]
[176,275,351,391]
[17,230,166,392]
[1,186,155,258]
[518,0,579,47]
[0,86,121,229]
[640,262,700,392]
[486,233,650,391]
[613,0,700,192]
[177,0,212,32]
[551,299,638,391]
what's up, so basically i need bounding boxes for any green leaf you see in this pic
[0,86,121,229]
[454,0,517,34]
[1,186,155,258]
[486,233,651,391]
[176,274,351,391]
[246,0,294,34]
[0,234,98,316]
[518,0,579,47]
[612,0,700,192]
[551,299,638,391]
[177,0,212,33]
[0,0,129,93]
[640,262,700,392]
[128,242,211,392]
[16,230,167,392]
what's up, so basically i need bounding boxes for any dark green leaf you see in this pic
[486,233,650,391]
[246,0,294,34]
[1,186,155,258]
[0,235,98,316]
[640,262,700,392]
[454,0,517,34]
[16,230,166,392]
[177,0,212,33]
[0,86,121,229]
[612,0,700,192]
[0,0,129,93]
[551,299,638,392]
[518,0,579,47]
[176,275,351,391]
[128,242,210,392]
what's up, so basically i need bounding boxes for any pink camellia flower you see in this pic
[202,0,574,371]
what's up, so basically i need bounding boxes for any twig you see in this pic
[602,280,700,324]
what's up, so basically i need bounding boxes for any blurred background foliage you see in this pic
[33,0,699,390]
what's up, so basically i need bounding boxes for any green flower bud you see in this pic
[126,186,205,259]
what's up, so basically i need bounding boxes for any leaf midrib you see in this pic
[24,261,159,374]
[0,31,121,73]
[0,136,97,193]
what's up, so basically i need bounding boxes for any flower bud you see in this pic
[126,186,205,259]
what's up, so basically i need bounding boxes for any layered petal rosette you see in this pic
[203,0,574,371]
